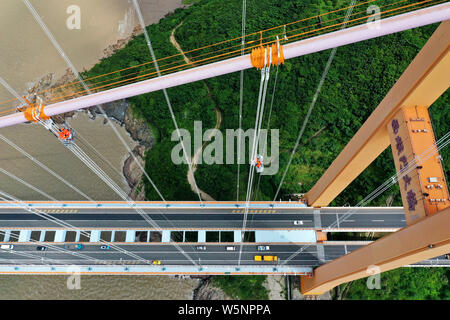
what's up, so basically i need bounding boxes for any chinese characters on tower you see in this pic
[391,119,417,211]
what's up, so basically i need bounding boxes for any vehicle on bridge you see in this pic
[36,246,47,251]
[293,220,303,225]
[0,245,14,250]
[64,244,84,250]
[100,245,110,250]
[254,255,278,262]
[257,245,270,251]
[152,260,161,265]
[226,246,236,251]
[196,246,206,251]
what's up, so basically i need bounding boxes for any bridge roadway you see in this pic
[0,206,406,231]
[0,243,447,269]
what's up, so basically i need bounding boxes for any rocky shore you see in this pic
[24,26,155,201]
[89,100,155,201]
[27,71,154,201]
[192,277,231,300]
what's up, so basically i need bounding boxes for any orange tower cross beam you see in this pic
[304,21,450,207]
[388,106,449,225]
[300,21,449,295]
[301,206,450,294]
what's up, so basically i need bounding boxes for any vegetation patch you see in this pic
[212,275,269,300]
[341,268,450,300]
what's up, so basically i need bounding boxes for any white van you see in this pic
[0,245,14,250]
[226,246,236,251]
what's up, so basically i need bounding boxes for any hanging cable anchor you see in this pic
[250,38,284,70]
[57,124,75,146]
[19,97,50,123]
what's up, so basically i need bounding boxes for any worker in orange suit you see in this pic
[256,158,262,169]
[58,128,71,140]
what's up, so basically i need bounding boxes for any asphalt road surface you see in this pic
[0,207,406,230]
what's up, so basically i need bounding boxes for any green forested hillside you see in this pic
[82,0,448,204]
[81,0,449,300]
[342,268,450,300]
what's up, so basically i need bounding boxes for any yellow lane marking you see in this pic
[38,209,78,213]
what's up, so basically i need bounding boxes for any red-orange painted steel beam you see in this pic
[305,20,450,207]
[301,206,450,294]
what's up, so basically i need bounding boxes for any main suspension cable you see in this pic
[22,0,166,204]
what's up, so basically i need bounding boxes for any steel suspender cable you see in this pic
[22,0,166,204]
[254,63,280,200]
[0,134,94,201]
[238,47,272,265]
[5,115,200,266]
[237,0,247,201]
[0,196,109,265]
[66,143,129,199]
[0,2,445,126]
[0,76,27,109]
[0,190,153,264]
[272,0,357,202]
[0,0,434,113]
[1,72,198,266]
[131,0,201,267]
[132,0,203,204]
[0,228,101,266]
[0,0,434,112]
[75,130,125,179]
[58,137,200,266]
[0,77,87,202]
[0,168,56,201]
[280,131,450,265]
[22,1,199,266]
[0,242,61,265]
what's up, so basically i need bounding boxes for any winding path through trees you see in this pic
[170,22,223,201]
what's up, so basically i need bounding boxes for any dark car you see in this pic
[36,246,48,251]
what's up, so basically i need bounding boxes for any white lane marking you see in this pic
[372,219,384,222]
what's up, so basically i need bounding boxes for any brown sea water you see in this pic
[0,275,199,300]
